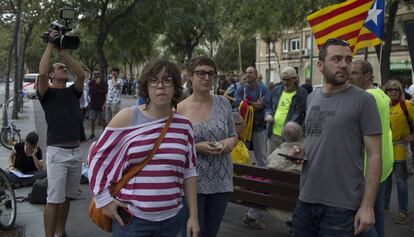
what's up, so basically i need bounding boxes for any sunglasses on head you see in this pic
[324,38,350,47]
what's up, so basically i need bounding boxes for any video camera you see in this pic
[41,8,80,50]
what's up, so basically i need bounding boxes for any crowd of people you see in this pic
[6,30,413,237]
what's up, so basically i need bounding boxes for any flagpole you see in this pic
[379,42,384,85]
[310,34,314,82]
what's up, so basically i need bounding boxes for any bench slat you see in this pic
[233,163,300,183]
[232,189,297,211]
[233,176,299,197]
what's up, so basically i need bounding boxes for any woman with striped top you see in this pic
[88,59,199,237]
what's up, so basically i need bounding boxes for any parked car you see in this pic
[23,73,39,99]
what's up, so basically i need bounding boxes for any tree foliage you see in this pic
[156,0,221,63]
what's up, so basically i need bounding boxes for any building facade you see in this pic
[256,4,414,87]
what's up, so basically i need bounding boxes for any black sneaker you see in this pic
[88,134,95,140]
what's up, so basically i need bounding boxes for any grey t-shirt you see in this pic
[300,85,381,210]
[193,95,237,194]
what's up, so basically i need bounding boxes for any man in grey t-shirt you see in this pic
[291,39,382,237]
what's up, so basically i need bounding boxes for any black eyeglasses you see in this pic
[194,70,216,79]
[386,88,400,92]
[148,77,173,87]
[324,38,350,47]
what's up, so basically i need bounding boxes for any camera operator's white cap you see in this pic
[281,66,298,78]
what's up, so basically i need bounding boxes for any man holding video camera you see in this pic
[38,30,85,237]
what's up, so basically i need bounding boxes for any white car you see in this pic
[23,73,39,99]
[23,74,75,99]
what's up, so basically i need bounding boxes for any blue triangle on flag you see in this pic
[364,0,385,40]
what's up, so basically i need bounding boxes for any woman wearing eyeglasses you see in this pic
[88,59,199,237]
[383,79,414,224]
[177,57,237,237]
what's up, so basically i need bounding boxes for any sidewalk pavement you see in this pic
[0,98,44,236]
[0,98,113,237]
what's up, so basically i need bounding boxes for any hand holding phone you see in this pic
[277,153,307,162]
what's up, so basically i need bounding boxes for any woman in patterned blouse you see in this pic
[178,56,237,237]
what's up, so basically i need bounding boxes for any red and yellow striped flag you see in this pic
[307,0,383,55]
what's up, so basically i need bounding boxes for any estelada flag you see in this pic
[307,0,384,55]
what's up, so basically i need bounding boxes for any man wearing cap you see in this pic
[265,66,308,154]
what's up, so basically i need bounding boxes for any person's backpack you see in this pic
[29,177,47,204]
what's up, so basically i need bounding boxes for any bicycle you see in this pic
[0,99,21,149]
[0,168,16,230]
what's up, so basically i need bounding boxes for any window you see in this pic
[283,40,289,53]
[266,42,275,57]
[306,36,312,49]
[391,31,401,45]
[290,38,300,51]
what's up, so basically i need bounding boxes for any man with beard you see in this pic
[290,39,382,237]
[38,31,85,237]
[349,60,393,237]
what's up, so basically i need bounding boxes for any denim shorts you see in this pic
[46,146,82,203]
[89,109,105,121]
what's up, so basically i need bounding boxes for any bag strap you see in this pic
[110,110,173,195]
[399,100,413,133]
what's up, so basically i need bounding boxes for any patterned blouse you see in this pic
[193,95,237,194]
[106,78,122,104]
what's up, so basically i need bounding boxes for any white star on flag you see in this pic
[365,0,382,25]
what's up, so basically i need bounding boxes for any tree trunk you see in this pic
[96,33,108,80]
[3,41,14,128]
[20,23,35,90]
[380,0,400,85]
[129,63,134,80]
[267,39,271,85]
[185,42,193,62]
[12,0,22,119]
[238,40,242,74]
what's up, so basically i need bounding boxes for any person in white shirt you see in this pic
[106,67,123,123]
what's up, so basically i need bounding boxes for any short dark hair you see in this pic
[186,56,217,74]
[25,132,39,145]
[138,59,182,109]
[319,38,350,61]
[111,67,120,73]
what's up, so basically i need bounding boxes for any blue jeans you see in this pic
[112,214,181,237]
[179,193,229,237]
[384,161,408,213]
[362,181,386,237]
[292,200,357,237]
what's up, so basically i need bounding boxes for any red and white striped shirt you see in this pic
[88,113,197,221]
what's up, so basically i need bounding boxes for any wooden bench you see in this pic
[231,163,300,212]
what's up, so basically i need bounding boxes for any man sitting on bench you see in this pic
[267,122,303,223]
[243,122,303,229]
[6,132,46,188]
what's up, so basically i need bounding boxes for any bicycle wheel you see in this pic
[0,128,21,150]
[0,169,16,230]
